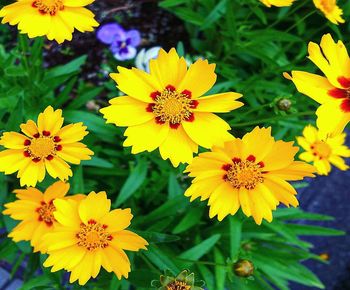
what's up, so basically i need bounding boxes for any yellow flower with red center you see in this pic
[285,34,350,137]
[184,127,315,225]
[260,0,295,7]
[42,191,148,285]
[3,181,83,252]
[0,0,99,44]
[0,106,93,187]
[297,125,350,175]
[100,48,243,167]
[313,0,344,25]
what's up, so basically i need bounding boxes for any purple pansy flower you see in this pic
[97,23,141,61]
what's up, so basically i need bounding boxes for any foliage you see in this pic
[0,0,349,289]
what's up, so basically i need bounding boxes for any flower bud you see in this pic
[234,259,254,277]
[277,98,292,111]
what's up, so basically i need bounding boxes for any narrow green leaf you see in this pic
[115,159,148,206]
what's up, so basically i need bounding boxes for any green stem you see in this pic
[230,111,314,127]
[175,257,227,267]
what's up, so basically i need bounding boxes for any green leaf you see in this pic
[201,0,227,30]
[214,247,226,290]
[172,206,203,234]
[19,276,53,290]
[159,0,187,8]
[229,216,242,260]
[82,156,114,168]
[45,55,87,78]
[115,159,148,206]
[144,245,180,273]
[168,172,183,198]
[179,234,221,261]
[135,231,180,243]
[67,87,103,110]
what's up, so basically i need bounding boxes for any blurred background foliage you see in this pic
[0,0,349,289]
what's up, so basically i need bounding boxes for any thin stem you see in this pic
[230,111,315,127]
[175,257,227,267]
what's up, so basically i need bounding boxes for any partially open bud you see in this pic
[234,259,254,277]
[277,98,292,111]
[151,270,204,289]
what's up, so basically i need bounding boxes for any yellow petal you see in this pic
[100,208,133,233]
[0,132,27,149]
[238,187,252,217]
[182,112,232,149]
[57,142,93,164]
[56,123,89,144]
[283,71,333,104]
[195,92,243,113]
[149,48,187,88]
[329,154,349,171]
[46,13,73,44]
[45,157,72,181]
[208,182,239,221]
[111,230,148,251]
[17,159,46,187]
[123,119,169,154]
[242,127,275,161]
[43,181,70,203]
[263,176,299,207]
[262,140,298,171]
[59,7,98,33]
[78,191,111,224]
[316,101,350,138]
[63,0,94,6]
[110,67,160,102]
[100,96,153,127]
[178,58,216,98]
[37,106,64,135]
[159,126,198,167]
[269,161,315,181]
[20,120,39,138]
[314,158,331,175]
[53,199,81,228]
[184,176,224,202]
[299,152,315,162]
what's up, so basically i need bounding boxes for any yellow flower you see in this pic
[313,0,344,25]
[284,34,350,137]
[260,0,295,7]
[100,48,243,167]
[3,181,82,253]
[184,127,315,225]
[0,0,99,44]
[297,125,350,175]
[42,191,148,285]
[0,106,93,187]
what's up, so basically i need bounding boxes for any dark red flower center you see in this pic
[23,131,63,163]
[32,0,64,16]
[222,155,266,190]
[147,85,198,129]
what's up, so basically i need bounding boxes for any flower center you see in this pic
[32,0,64,15]
[311,141,331,159]
[147,85,198,129]
[36,200,56,227]
[223,155,265,190]
[166,281,191,290]
[76,219,113,251]
[29,138,55,158]
[23,131,62,163]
